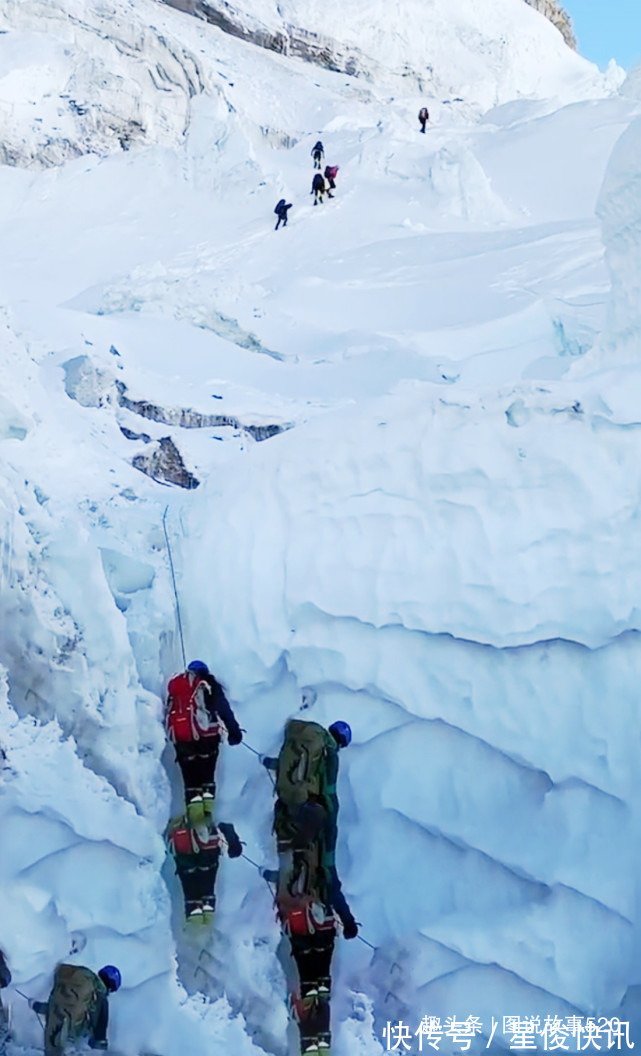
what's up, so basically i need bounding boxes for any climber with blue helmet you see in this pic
[31,963,120,1055]
[262,715,356,1056]
[166,661,242,823]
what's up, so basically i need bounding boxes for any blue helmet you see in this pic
[98,965,121,993]
[187,660,209,675]
[329,721,352,748]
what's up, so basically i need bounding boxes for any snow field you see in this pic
[0,0,641,1052]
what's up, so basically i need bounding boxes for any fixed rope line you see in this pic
[241,739,276,787]
[242,852,276,897]
[162,505,186,669]
[241,739,261,757]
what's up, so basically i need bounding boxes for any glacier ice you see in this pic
[0,0,640,1053]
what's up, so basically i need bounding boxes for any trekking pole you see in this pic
[358,934,377,951]
[162,505,187,669]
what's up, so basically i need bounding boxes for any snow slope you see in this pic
[162,0,617,107]
[0,0,641,1054]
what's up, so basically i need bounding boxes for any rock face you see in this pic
[523,0,576,50]
[0,0,207,168]
[160,0,606,109]
[132,436,200,489]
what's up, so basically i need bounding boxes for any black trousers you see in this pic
[178,865,219,909]
[174,738,220,798]
[290,932,335,1045]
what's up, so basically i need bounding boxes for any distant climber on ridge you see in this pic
[166,661,242,823]
[31,963,121,1056]
[311,141,324,169]
[311,173,327,206]
[167,817,242,923]
[274,199,293,230]
[418,106,429,132]
[263,719,357,1055]
[323,165,338,198]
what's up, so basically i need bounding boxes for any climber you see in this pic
[311,173,327,206]
[0,948,11,1044]
[274,199,293,230]
[31,964,120,1056]
[323,165,338,198]
[166,660,242,822]
[311,141,324,169]
[263,719,352,860]
[262,718,356,1053]
[418,106,429,133]
[265,850,357,1056]
[167,817,242,922]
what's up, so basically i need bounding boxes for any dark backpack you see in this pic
[275,841,336,937]
[48,965,101,1038]
[166,672,220,743]
[274,199,285,214]
[276,720,334,807]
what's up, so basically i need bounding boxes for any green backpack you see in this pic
[274,720,336,847]
[48,964,102,1038]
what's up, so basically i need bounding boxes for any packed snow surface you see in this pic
[1,0,641,1053]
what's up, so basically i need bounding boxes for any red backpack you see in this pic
[170,821,222,856]
[166,672,220,743]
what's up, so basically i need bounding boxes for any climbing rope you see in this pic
[241,851,276,897]
[241,739,261,757]
[162,505,187,669]
[241,738,275,787]
[15,990,44,1031]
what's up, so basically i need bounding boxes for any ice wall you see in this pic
[597,114,641,362]
[0,687,268,1056]
[182,372,641,1036]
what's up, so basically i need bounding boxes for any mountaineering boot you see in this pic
[317,979,330,1000]
[200,902,215,926]
[185,902,203,924]
[317,1034,331,1053]
[202,790,215,816]
[301,1043,319,1055]
[187,795,206,825]
[300,988,318,1017]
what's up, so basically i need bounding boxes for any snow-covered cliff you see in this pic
[523,0,576,50]
[0,0,640,1053]
[160,0,613,106]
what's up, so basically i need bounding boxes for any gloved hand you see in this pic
[219,822,243,859]
[342,917,358,940]
[228,729,243,746]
